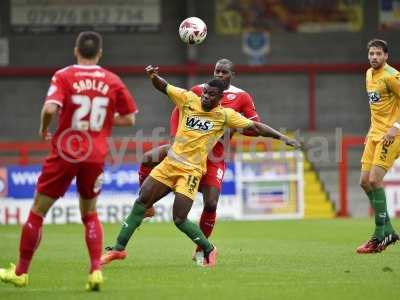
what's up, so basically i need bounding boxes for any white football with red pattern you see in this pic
[179,17,207,45]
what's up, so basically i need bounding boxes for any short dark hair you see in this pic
[206,79,226,93]
[367,39,388,53]
[76,31,103,59]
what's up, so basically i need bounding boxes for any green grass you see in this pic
[1,219,400,300]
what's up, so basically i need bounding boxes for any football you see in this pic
[178,17,207,45]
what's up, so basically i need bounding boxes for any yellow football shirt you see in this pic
[166,84,254,173]
[366,63,400,140]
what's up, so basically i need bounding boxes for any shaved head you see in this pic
[214,58,234,88]
[215,58,234,71]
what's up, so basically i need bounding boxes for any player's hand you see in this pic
[39,129,51,141]
[283,137,303,149]
[145,65,159,79]
[383,127,397,146]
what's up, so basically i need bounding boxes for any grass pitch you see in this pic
[1,219,400,300]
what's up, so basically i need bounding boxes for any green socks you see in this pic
[114,201,146,251]
[176,219,214,254]
[113,202,214,254]
[368,188,394,240]
[366,190,374,207]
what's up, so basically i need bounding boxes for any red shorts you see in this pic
[199,159,226,191]
[36,154,104,199]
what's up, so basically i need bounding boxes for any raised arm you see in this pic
[248,121,302,149]
[145,65,168,94]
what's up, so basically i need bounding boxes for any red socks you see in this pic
[138,164,153,186]
[196,210,217,252]
[82,213,103,273]
[16,210,43,275]
[15,211,103,275]
[199,210,217,238]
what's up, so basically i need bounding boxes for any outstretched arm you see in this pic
[145,65,168,94]
[249,121,302,149]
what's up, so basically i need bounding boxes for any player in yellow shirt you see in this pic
[357,39,400,254]
[102,65,301,267]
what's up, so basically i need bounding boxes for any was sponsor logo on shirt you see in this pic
[185,115,214,132]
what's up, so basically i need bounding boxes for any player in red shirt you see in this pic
[101,58,261,265]
[0,31,138,291]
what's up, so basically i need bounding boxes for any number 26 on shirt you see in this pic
[71,95,109,131]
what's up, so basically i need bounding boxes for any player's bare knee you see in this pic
[359,179,370,192]
[31,204,47,217]
[141,149,155,167]
[138,178,157,204]
[369,172,384,189]
[31,192,56,217]
[204,199,218,212]
[203,187,220,212]
[136,194,153,209]
[369,177,383,189]
[79,197,97,216]
[136,196,148,208]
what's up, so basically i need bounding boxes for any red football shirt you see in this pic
[45,65,138,163]
[169,84,260,163]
